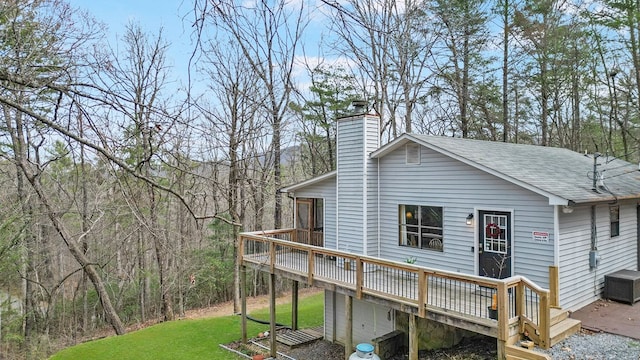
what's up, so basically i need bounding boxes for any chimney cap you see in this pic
[351,99,368,113]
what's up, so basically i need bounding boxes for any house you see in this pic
[238,104,640,360]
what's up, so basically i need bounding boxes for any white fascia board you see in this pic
[280,170,337,193]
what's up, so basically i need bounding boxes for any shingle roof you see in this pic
[372,134,640,205]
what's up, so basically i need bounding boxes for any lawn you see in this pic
[50,292,324,360]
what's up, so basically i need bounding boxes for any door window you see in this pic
[483,214,507,254]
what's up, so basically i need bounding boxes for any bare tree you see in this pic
[324,0,434,138]
[0,0,126,337]
[92,22,179,321]
[194,0,307,230]
[196,36,265,312]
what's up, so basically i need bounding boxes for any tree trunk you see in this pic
[20,166,126,335]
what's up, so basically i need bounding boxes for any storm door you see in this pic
[295,198,324,246]
[478,211,512,279]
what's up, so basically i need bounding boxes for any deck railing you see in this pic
[239,229,552,348]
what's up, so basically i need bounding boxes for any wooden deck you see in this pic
[245,250,511,327]
[239,229,564,355]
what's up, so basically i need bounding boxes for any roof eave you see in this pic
[280,170,337,193]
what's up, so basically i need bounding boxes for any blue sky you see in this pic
[67,0,197,89]
[66,0,337,96]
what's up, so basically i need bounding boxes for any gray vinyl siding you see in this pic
[325,290,395,346]
[558,200,638,310]
[324,290,335,341]
[337,117,365,253]
[377,144,555,287]
[293,177,337,250]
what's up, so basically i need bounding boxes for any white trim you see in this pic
[475,208,515,278]
[363,120,368,255]
[336,124,340,251]
[554,205,560,266]
[511,210,516,276]
[322,196,326,247]
[472,208,478,277]
[292,195,298,228]
[377,158,381,258]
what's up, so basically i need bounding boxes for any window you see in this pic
[610,205,619,237]
[399,205,443,251]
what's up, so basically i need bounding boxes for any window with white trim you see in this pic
[399,204,443,251]
[610,205,619,237]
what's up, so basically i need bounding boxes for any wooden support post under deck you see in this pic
[240,265,247,344]
[269,273,277,358]
[292,280,299,330]
[409,313,418,360]
[345,295,353,360]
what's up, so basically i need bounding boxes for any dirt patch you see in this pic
[387,336,497,360]
[184,287,322,320]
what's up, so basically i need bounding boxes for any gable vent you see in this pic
[406,143,421,165]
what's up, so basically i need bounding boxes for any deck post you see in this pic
[549,266,559,308]
[497,282,508,360]
[418,271,426,318]
[345,294,353,360]
[292,280,299,330]
[240,265,247,344]
[409,313,418,360]
[516,282,525,334]
[269,273,277,358]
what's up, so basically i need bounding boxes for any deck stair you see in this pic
[511,308,580,359]
[549,308,581,347]
[550,317,581,346]
[505,344,551,360]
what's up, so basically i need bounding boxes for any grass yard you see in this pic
[50,291,324,360]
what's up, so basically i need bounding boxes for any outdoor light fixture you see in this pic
[466,213,474,225]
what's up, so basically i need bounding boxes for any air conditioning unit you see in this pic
[604,270,640,304]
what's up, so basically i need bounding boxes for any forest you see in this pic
[0,0,638,358]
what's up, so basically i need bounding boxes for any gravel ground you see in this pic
[228,330,640,359]
[539,332,640,360]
